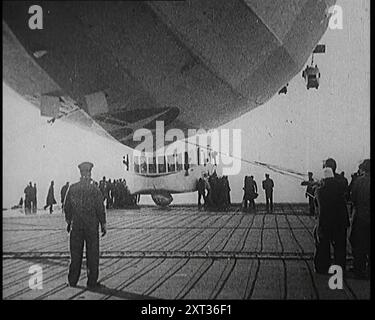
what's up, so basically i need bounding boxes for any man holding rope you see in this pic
[301,172,317,216]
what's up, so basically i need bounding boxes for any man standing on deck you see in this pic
[262,174,274,213]
[99,176,107,206]
[60,182,69,210]
[32,183,37,213]
[24,182,33,214]
[64,162,107,288]
[243,175,258,211]
[105,179,112,209]
[314,158,349,274]
[44,181,56,214]
[301,172,316,215]
[349,159,370,279]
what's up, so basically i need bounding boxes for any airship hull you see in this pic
[3,0,335,148]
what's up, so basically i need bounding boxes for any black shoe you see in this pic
[68,282,77,287]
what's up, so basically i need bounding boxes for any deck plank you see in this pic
[2,204,370,300]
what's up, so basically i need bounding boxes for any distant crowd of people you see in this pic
[18,176,138,215]
[197,171,231,211]
[197,171,275,213]
[97,177,138,209]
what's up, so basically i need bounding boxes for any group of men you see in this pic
[23,182,37,214]
[23,180,59,214]
[98,177,138,209]
[242,174,274,212]
[197,171,276,212]
[301,158,370,279]
[197,171,231,210]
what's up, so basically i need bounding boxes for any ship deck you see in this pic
[2,204,370,300]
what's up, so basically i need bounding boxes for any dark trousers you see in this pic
[106,196,112,209]
[68,226,99,287]
[243,199,255,209]
[265,191,273,212]
[308,197,315,216]
[350,217,370,273]
[206,191,213,208]
[314,224,347,273]
[25,199,32,214]
[32,200,37,213]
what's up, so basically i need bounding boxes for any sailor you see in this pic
[44,181,56,214]
[24,182,33,214]
[32,183,37,213]
[106,179,113,209]
[262,174,274,213]
[60,182,70,209]
[223,176,231,209]
[111,180,117,208]
[209,172,219,208]
[349,159,370,278]
[243,176,258,211]
[64,161,107,288]
[301,172,316,215]
[99,176,107,200]
[313,158,349,274]
[118,179,125,208]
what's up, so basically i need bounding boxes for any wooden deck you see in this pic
[2,204,370,300]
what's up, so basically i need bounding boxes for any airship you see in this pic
[3,0,335,205]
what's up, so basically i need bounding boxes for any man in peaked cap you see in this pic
[262,173,274,213]
[64,161,107,288]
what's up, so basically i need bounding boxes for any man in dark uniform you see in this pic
[223,176,231,209]
[243,176,258,211]
[99,177,107,204]
[60,182,70,210]
[262,174,274,212]
[112,179,118,208]
[64,162,107,288]
[44,181,57,214]
[105,179,112,209]
[32,183,37,213]
[24,182,33,214]
[349,159,370,278]
[301,172,316,215]
[314,158,349,274]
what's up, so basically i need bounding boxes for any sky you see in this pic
[2,0,370,208]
